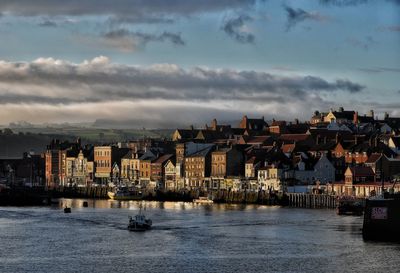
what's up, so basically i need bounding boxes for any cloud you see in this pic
[319,0,400,6]
[377,25,400,32]
[0,0,259,23]
[222,14,255,44]
[0,56,368,126]
[284,5,329,31]
[38,20,57,27]
[318,0,369,6]
[100,29,185,52]
[0,56,365,127]
[358,67,400,73]
[0,56,364,103]
[346,36,378,50]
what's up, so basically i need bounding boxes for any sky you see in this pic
[0,0,399,128]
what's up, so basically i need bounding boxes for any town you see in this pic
[1,107,400,200]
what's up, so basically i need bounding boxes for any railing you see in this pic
[287,193,338,208]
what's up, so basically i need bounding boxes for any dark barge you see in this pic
[362,193,400,241]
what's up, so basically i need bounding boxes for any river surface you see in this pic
[1,199,399,273]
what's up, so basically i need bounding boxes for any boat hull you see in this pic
[128,223,152,232]
[107,191,142,201]
[362,196,400,241]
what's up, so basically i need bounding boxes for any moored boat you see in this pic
[362,193,400,241]
[336,196,363,216]
[107,187,143,200]
[193,196,214,204]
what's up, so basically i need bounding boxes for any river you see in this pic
[1,199,399,273]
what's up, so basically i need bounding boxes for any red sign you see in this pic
[371,207,388,220]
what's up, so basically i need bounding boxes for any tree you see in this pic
[3,128,13,135]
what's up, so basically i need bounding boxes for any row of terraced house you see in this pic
[44,108,400,197]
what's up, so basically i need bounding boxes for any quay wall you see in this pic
[1,186,364,209]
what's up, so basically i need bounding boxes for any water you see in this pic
[1,199,399,273]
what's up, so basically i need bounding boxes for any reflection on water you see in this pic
[1,199,399,273]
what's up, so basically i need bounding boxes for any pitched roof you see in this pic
[332,110,355,120]
[186,144,215,157]
[348,166,375,177]
[391,136,400,147]
[270,120,286,127]
[280,134,311,142]
[246,135,271,145]
[286,123,310,134]
[173,129,199,140]
[152,154,174,164]
[195,130,227,141]
[282,143,296,153]
[365,153,382,164]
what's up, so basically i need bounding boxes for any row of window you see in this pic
[95,150,111,157]
[96,160,110,167]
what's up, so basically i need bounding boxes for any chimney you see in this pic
[295,118,299,125]
[384,112,389,120]
[368,110,374,118]
[339,107,344,112]
[353,111,358,124]
[211,118,217,130]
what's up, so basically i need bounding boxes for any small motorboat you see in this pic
[193,196,214,204]
[128,206,152,231]
[64,207,71,213]
[108,187,143,201]
[337,196,363,216]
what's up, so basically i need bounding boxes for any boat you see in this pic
[362,192,400,241]
[193,196,214,204]
[64,207,71,213]
[128,206,152,231]
[336,196,363,216]
[107,187,143,201]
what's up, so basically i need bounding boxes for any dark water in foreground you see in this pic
[0,199,399,273]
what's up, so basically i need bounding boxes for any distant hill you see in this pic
[0,133,75,158]
[0,126,175,158]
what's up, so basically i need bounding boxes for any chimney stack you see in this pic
[353,111,358,124]
[384,112,389,120]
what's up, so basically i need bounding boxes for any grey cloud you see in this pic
[107,16,175,26]
[378,25,400,32]
[38,20,57,27]
[346,36,377,50]
[284,5,328,31]
[103,29,184,47]
[318,0,369,6]
[319,0,399,5]
[222,14,255,44]
[0,56,365,107]
[0,0,259,23]
[358,67,400,73]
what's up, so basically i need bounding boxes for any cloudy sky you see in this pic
[0,0,399,127]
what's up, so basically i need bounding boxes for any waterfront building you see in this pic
[184,144,215,190]
[164,158,177,190]
[65,149,93,187]
[45,139,81,188]
[323,108,355,124]
[239,115,268,131]
[151,154,174,189]
[94,146,129,185]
